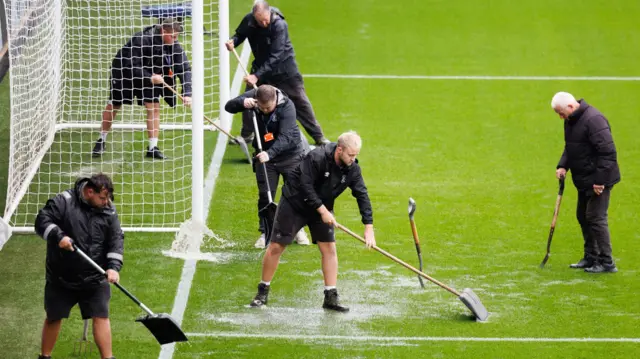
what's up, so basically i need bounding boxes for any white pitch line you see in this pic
[158,44,252,359]
[303,74,640,81]
[186,332,640,343]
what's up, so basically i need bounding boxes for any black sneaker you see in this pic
[38,355,52,359]
[92,139,106,157]
[569,258,594,269]
[322,288,349,312]
[314,137,331,146]
[585,263,618,273]
[146,146,166,160]
[249,283,270,307]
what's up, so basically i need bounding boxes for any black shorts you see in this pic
[271,196,335,245]
[109,71,162,107]
[44,281,111,321]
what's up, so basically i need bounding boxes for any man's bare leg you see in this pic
[144,101,164,159]
[92,317,114,359]
[249,242,287,307]
[318,242,338,286]
[318,241,348,312]
[93,103,120,156]
[262,242,287,282]
[40,318,62,356]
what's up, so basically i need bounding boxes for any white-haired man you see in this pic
[551,92,621,273]
[248,131,376,312]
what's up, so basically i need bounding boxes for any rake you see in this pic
[336,223,489,322]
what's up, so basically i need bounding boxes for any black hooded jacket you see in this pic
[35,178,124,289]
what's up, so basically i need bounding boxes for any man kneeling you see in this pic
[249,131,376,312]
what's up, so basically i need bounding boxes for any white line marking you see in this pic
[158,44,252,359]
[186,332,640,343]
[303,74,640,81]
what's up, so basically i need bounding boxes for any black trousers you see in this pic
[240,73,325,142]
[255,153,304,232]
[576,187,614,264]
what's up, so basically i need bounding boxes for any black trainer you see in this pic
[322,288,349,312]
[38,355,51,359]
[585,263,618,273]
[249,283,270,307]
[569,258,594,269]
[146,146,166,160]
[92,138,106,157]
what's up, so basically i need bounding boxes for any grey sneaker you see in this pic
[585,263,618,273]
[250,283,270,307]
[322,288,349,312]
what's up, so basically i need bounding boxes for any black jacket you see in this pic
[282,143,374,225]
[558,99,621,191]
[112,25,192,107]
[231,7,298,82]
[225,88,304,161]
[35,178,125,289]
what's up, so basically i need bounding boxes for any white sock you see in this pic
[148,138,158,149]
[100,132,108,142]
[260,281,271,286]
[324,285,336,291]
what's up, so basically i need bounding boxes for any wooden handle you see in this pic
[160,81,236,138]
[335,223,460,297]
[231,48,258,90]
[410,221,421,247]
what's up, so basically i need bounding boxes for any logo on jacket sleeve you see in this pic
[324,172,330,177]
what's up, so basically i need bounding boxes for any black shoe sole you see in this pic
[146,153,166,160]
[322,304,349,313]
[585,267,618,273]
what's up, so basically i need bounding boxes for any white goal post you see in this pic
[0,0,230,249]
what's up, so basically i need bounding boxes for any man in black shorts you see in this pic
[35,173,124,359]
[249,131,376,312]
[91,17,192,160]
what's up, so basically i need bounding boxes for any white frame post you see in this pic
[191,0,205,224]
[218,0,230,131]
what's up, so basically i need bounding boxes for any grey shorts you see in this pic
[44,280,111,321]
[271,196,335,245]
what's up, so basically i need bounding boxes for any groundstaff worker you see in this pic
[249,131,375,312]
[225,84,310,248]
[35,173,124,359]
[551,91,621,273]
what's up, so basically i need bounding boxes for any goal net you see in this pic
[2,0,228,248]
